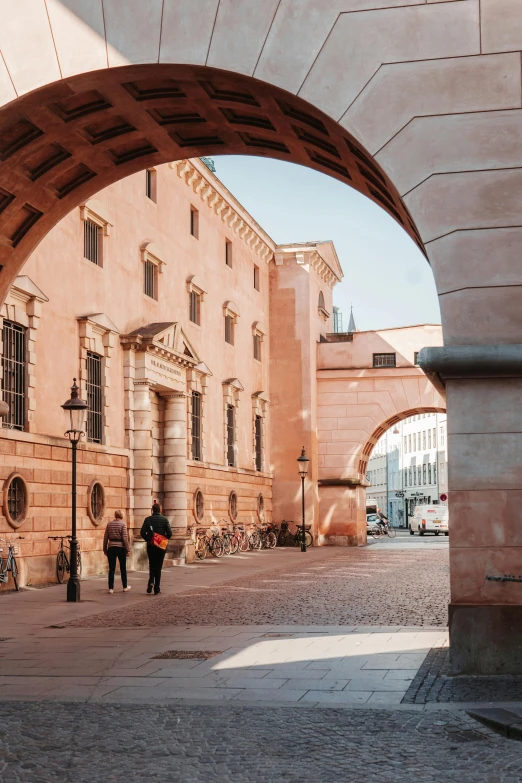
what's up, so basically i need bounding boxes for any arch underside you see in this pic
[0,64,423,299]
[358,406,446,478]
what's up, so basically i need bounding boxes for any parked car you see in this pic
[366,513,381,535]
[410,505,449,536]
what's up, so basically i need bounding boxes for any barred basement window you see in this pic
[373,353,396,368]
[255,415,263,471]
[189,290,201,325]
[194,488,204,521]
[88,481,105,525]
[229,490,238,521]
[227,404,235,467]
[191,391,202,461]
[84,218,102,265]
[86,351,103,443]
[1,320,26,430]
[5,474,27,527]
[144,259,157,299]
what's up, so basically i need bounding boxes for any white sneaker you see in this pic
[109,589,114,594]
[123,586,131,592]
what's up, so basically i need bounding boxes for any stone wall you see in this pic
[0,431,128,589]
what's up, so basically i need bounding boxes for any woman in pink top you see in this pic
[103,510,131,594]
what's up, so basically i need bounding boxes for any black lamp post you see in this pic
[62,379,88,602]
[297,447,310,553]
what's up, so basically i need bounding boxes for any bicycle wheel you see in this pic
[222,534,232,556]
[195,537,207,560]
[229,534,239,554]
[10,556,18,591]
[266,532,277,549]
[277,530,287,546]
[239,532,249,552]
[370,527,381,540]
[56,550,67,583]
[77,551,82,577]
[386,526,396,539]
[304,531,313,547]
[210,537,224,558]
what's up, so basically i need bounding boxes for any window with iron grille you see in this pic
[253,333,261,361]
[86,351,103,443]
[373,353,396,368]
[84,219,102,265]
[7,475,27,524]
[189,290,201,325]
[225,240,232,267]
[255,415,263,471]
[227,404,235,466]
[1,320,26,430]
[225,314,234,345]
[144,259,157,299]
[254,265,260,291]
[190,206,199,238]
[191,391,202,461]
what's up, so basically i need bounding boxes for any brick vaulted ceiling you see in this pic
[0,64,423,297]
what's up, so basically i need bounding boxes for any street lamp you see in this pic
[297,447,310,553]
[62,379,88,602]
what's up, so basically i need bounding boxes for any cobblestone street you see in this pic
[1,537,520,782]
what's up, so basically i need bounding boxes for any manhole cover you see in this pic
[152,650,222,660]
[444,726,487,743]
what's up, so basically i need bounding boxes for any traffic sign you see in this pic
[395,492,404,498]
[440,493,447,502]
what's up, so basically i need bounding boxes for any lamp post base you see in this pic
[300,542,306,552]
[66,577,81,602]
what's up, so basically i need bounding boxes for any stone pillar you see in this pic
[419,346,522,674]
[162,392,188,536]
[132,381,154,535]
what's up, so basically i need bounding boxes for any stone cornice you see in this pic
[274,247,340,288]
[172,159,274,264]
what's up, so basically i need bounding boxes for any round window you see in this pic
[229,490,238,521]
[87,480,105,526]
[194,488,205,521]
[257,493,265,522]
[3,472,28,529]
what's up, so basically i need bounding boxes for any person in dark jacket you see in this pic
[140,503,172,595]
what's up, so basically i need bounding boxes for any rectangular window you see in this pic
[255,415,263,471]
[433,462,437,483]
[254,265,260,291]
[418,466,421,485]
[144,259,157,299]
[428,429,432,449]
[253,333,261,361]
[225,314,234,345]
[403,436,407,454]
[189,290,201,325]
[413,433,416,451]
[84,219,101,265]
[435,427,438,447]
[190,206,199,238]
[86,351,103,443]
[1,320,25,430]
[227,404,235,467]
[408,434,411,452]
[414,351,419,366]
[191,391,202,461]
[404,467,408,486]
[145,169,157,202]
[373,353,396,368]
[413,466,416,486]
[225,239,232,267]
[423,431,426,449]
[409,467,412,485]
[422,464,427,484]
[428,463,432,483]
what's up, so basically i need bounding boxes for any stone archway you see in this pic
[0,1,521,672]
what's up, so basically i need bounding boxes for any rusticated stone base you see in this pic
[449,604,522,675]
[317,534,361,547]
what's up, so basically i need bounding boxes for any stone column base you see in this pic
[449,603,522,675]
[130,537,195,571]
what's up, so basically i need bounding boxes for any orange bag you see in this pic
[151,532,168,550]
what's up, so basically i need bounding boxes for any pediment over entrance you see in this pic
[121,322,200,366]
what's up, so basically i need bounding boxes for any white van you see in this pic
[410,505,449,536]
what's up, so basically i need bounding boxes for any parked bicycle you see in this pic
[48,536,82,583]
[220,522,239,555]
[191,526,225,559]
[0,536,23,591]
[233,524,249,552]
[278,520,313,548]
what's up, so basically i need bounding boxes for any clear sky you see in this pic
[213,155,441,333]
